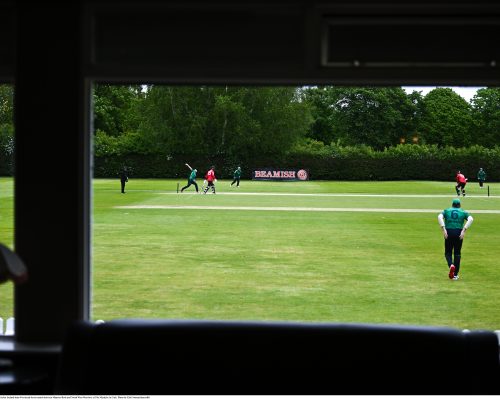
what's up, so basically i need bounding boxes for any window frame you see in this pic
[7,0,500,345]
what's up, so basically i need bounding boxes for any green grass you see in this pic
[2,178,500,330]
[0,177,14,320]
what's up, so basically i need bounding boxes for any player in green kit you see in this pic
[181,163,199,193]
[437,198,473,280]
[477,167,487,188]
[230,166,242,187]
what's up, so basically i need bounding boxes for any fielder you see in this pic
[230,166,242,187]
[477,167,487,188]
[437,198,473,280]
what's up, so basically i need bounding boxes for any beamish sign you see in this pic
[252,169,309,181]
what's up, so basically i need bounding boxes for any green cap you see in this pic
[452,198,461,207]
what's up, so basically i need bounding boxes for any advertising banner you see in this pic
[252,168,309,181]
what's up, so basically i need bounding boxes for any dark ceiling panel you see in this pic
[322,17,500,68]
[91,4,305,73]
[0,5,15,80]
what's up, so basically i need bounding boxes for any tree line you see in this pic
[91,84,499,151]
[1,84,499,177]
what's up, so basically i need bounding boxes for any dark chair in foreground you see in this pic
[55,320,500,394]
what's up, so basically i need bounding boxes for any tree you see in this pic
[137,86,312,160]
[419,88,473,147]
[0,85,14,175]
[328,87,420,149]
[469,87,500,147]
[137,86,212,155]
[0,85,14,125]
[302,86,340,144]
[93,84,143,136]
[215,87,312,160]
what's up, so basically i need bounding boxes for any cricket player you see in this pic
[181,163,198,193]
[477,167,487,188]
[203,165,217,194]
[437,198,473,280]
[455,170,467,196]
[230,166,242,187]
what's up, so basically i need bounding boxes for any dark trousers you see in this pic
[231,178,240,186]
[445,228,463,275]
[121,180,126,193]
[456,182,466,195]
[181,179,198,192]
[203,181,216,194]
[479,180,484,187]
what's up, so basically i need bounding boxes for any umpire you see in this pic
[120,166,129,193]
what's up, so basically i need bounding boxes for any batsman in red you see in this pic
[203,165,217,194]
[455,170,467,197]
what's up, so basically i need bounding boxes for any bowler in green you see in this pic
[181,163,199,193]
[437,198,473,280]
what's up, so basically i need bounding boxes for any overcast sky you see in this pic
[401,86,485,102]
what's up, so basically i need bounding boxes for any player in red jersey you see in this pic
[203,165,217,194]
[455,170,467,197]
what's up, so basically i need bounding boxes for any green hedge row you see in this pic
[94,144,499,182]
[94,154,244,180]
[287,143,500,181]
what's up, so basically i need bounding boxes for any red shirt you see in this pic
[205,169,216,182]
[456,173,467,183]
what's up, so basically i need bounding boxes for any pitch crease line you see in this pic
[160,192,500,198]
[115,205,500,214]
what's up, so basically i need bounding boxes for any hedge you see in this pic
[93,144,500,182]
[3,137,498,181]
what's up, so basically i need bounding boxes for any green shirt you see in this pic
[478,170,486,180]
[234,168,241,178]
[441,207,470,229]
[189,170,197,181]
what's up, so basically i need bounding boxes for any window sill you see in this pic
[0,337,61,357]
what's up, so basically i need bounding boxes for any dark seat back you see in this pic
[55,320,500,394]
